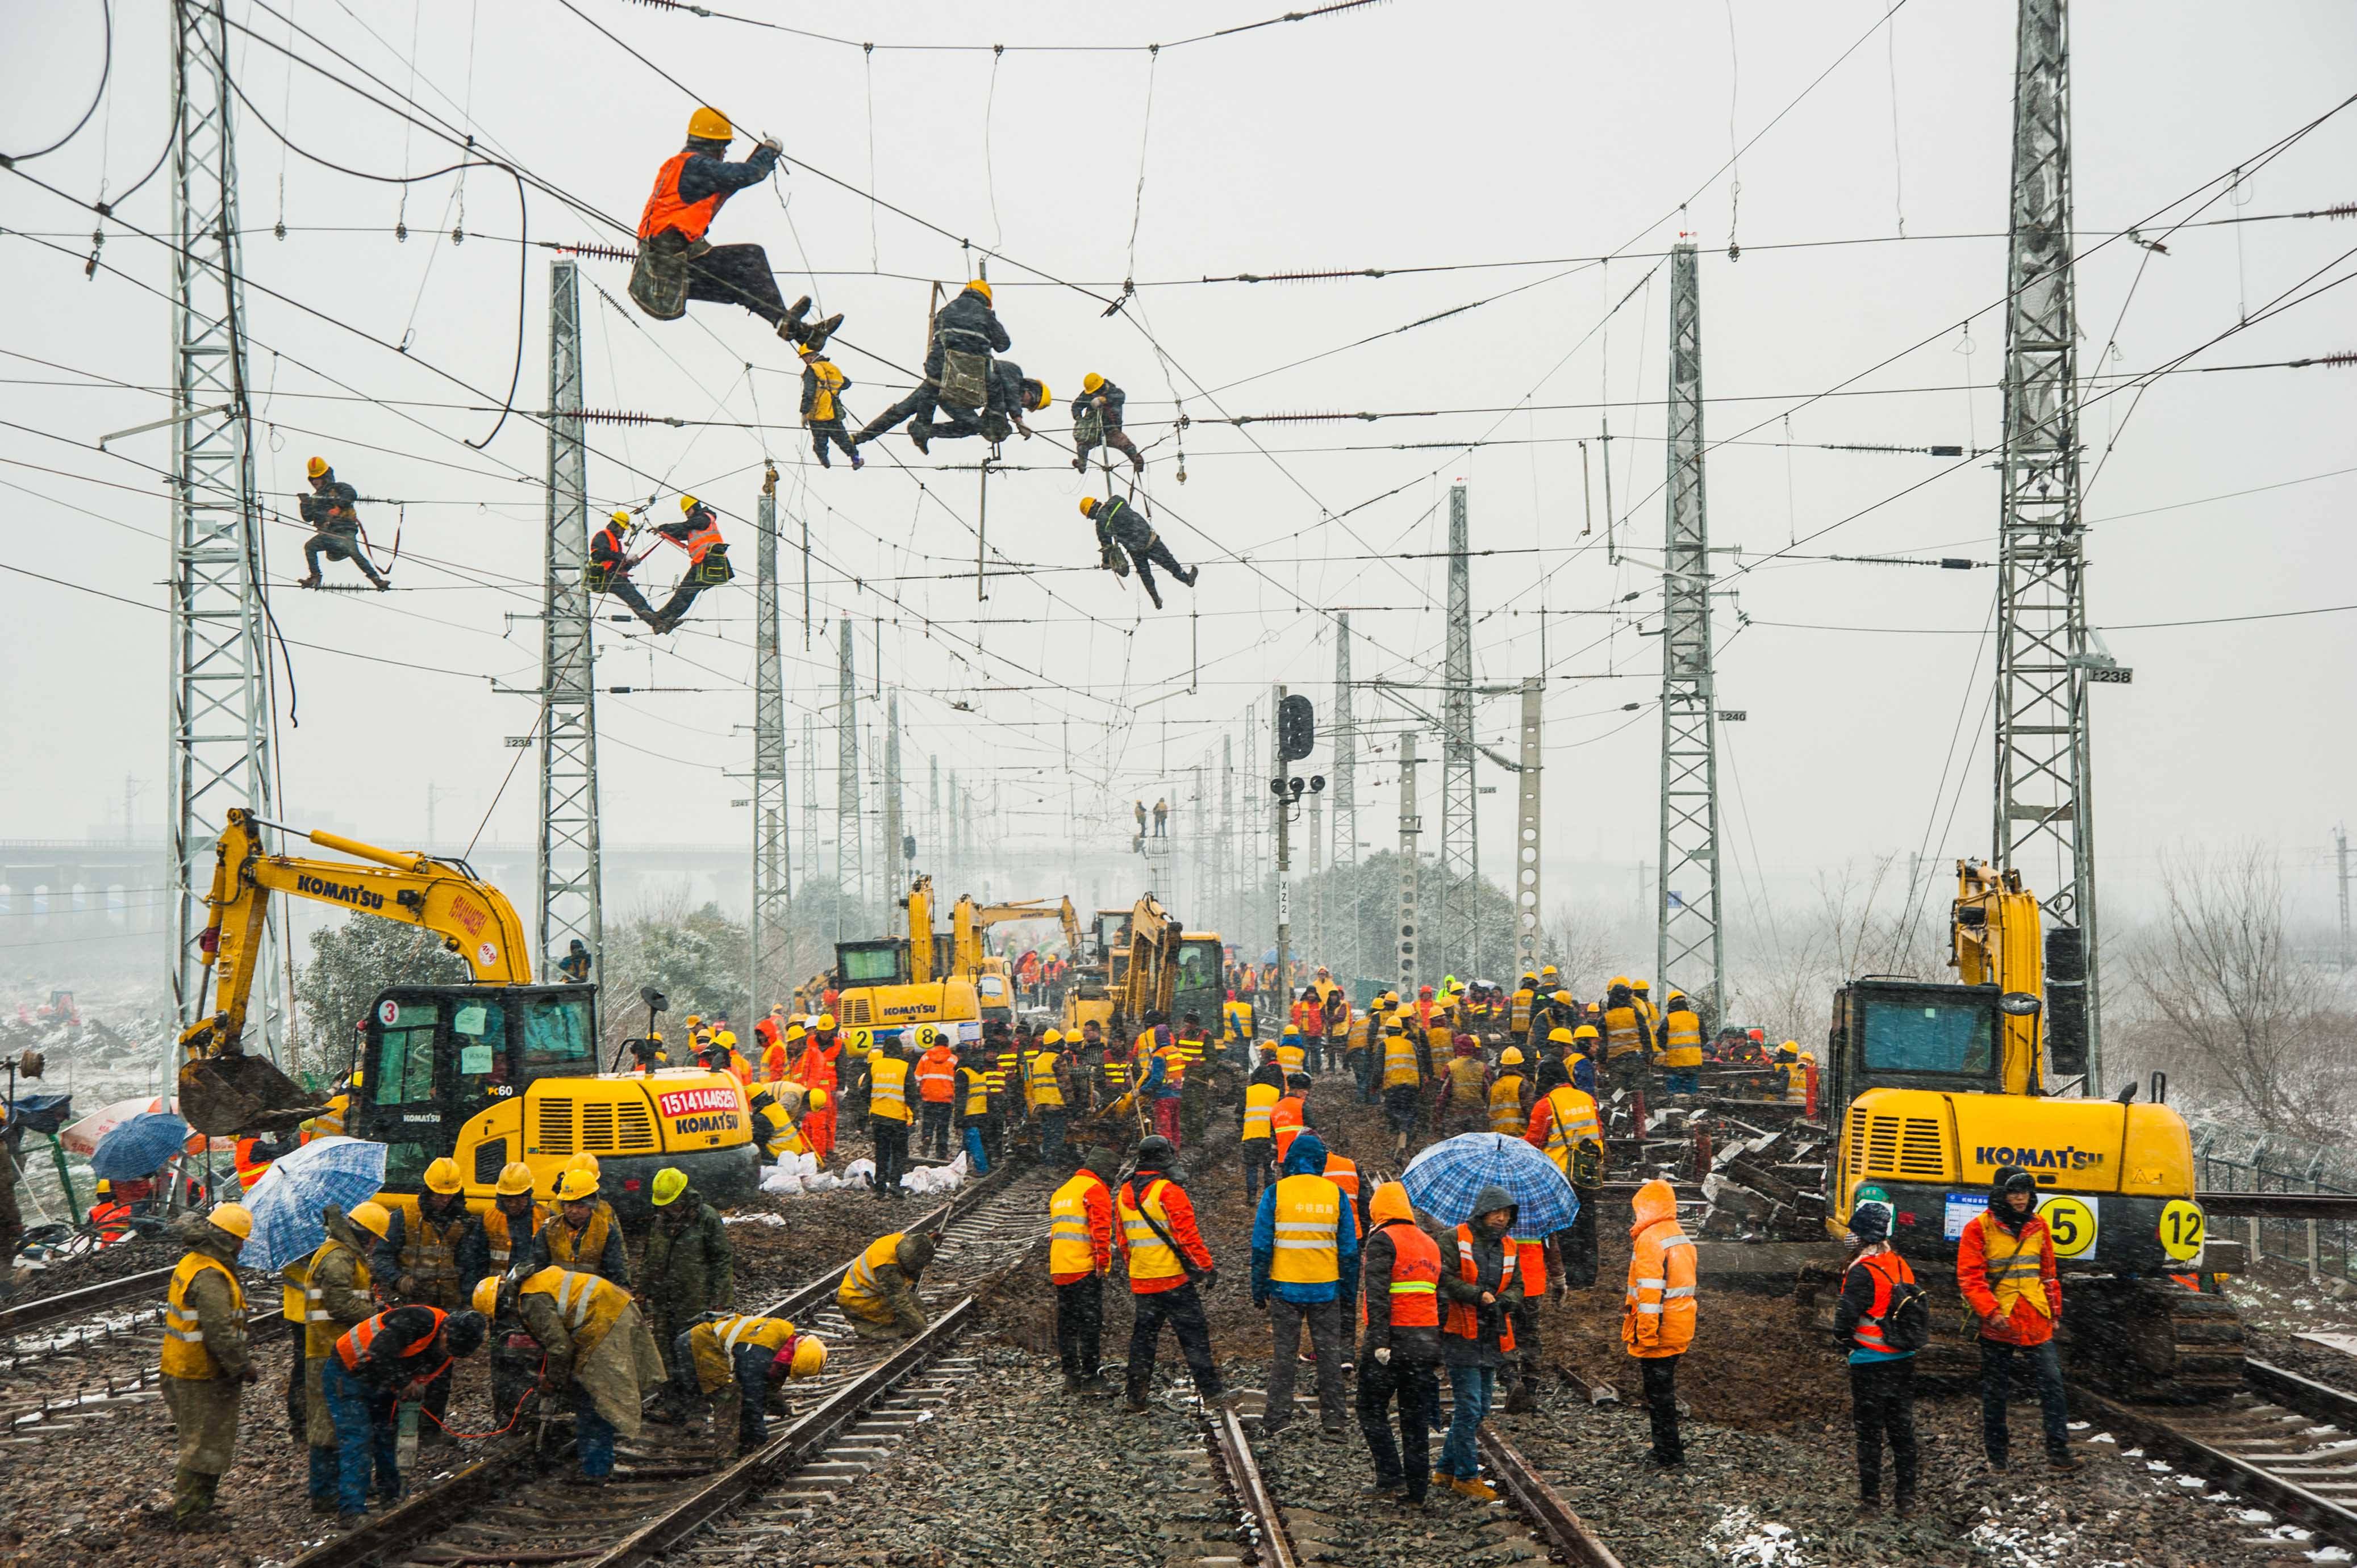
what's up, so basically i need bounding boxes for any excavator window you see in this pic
[373,1004,441,1108]
[837,941,907,986]
[1860,996,1996,1076]
[516,994,595,1074]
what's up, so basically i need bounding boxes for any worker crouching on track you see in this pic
[1436,1185,1521,1500]
[321,1304,487,1525]
[1624,1177,1698,1468]
[1118,1136,1225,1413]
[1357,1182,1441,1507]
[670,1315,828,1456]
[1959,1166,2076,1475]
[1834,1201,1920,1516]
[156,1205,256,1533]
[372,1158,487,1445]
[294,1201,390,1515]
[838,1230,938,1340]
[478,1267,666,1486]
[640,1167,735,1390]
[1048,1151,1119,1395]
[1250,1130,1359,1439]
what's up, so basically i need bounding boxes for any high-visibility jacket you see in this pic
[1444,1053,1488,1110]
[805,358,846,423]
[916,1046,958,1103]
[1530,1085,1603,1181]
[1027,1048,1066,1110]
[794,1039,842,1090]
[233,1136,272,1192]
[1603,1005,1646,1060]
[1323,1154,1363,1240]
[1116,1177,1203,1290]
[1048,1170,1114,1283]
[748,1088,807,1159]
[1223,1000,1255,1041]
[1271,1094,1307,1161]
[1660,1006,1704,1069]
[398,1206,470,1299]
[840,1234,910,1321]
[162,1252,244,1378]
[542,1203,616,1276]
[1847,1249,1917,1355]
[1510,988,1536,1034]
[483,1203,542,1271]
[868,1055,913,1122]
[519,1266,632,1361]
[1241,1082,1279,1142]
[761,1038,791,1082]
[1275,1043,1307,1078]
[1622,1182,1697,1358]
[1489,1073,1526,1135]
[1156,1044,1188,1094]
[1958,1209,2060,1345]
[1268,1173,1345,1285]
[336,1306,447,1373]
[1380,1220,1442,1329]
[1291,998,1321,1037]
[958,1065,992,1118]
[638,150,728,242]
[673,510,723,566]
[1099,1049,1130,1092]
[1444,1225,1517,1352]
[1380,1031,1422,1089]
[686,1315,800,1394]
[301,1239,373,1357]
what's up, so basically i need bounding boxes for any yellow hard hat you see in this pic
[1031,380,1053,411]
[556,1169,599,1202]
[1548,1027,1575,1046]
[808,1088,829,1110]
[1541,964,1559,976]
[1799,1049,1817,1063]
[611,509,632,526]
[1551,990,1571,1004]
[1782,1039,1799,1052]
[1611,975,1629,989]
[1572,1024,1599,1041]
[1082,373,1105,395]
[424,1157,464,1196]
[1042,1029,1063,1046]
[1633,979,1651,992]
[495,1161,535,1197]
[305,455,330,479]
[471,1276,503,1317]
[1079,495,1099,517]
[685,1014,703,1027]
[565,1152,602,1178]
[785,1022,807,1042]
[1500,1047,1525,1067]
[816,1013,838,1031]
[650,1167,690,1207]
[348,1200,393,1240]
[789,1335,828,1378]
[208,1202,253,1240]
[966,278,992,303]
[687,106,732,141]
[679,497,698,516]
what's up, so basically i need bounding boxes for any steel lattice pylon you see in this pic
[535,260,603,977]
[1397,733,1422,995]
[1514,676,1543,975]
[1993,0,2102,1086]
[750,469,790,1007]
[1332,612,1357,867]
[170,0,282,1056]
[836,620,861,910]
[1440,486,1479,973]
[1656,242,1726,1017]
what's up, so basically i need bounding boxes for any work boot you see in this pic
[337,1512,367,1529]
[1503,1379,1536,1415]
[310,1496,339,1517]
[1178,565,1199,588]
[1072,455,1087,472]
[850,451,865,471]
[804,313,843,353]
[297,572,323,589]
[172,1511,230,1536]
[1123,1394,1151,1415]
[1362,1477,1404,1496]
[1142,582,1164,610]
[782,295,813,337]
[1448,1475,1500,1502]
[1894,1491,1916,1519]
[1062,1372,1084,1395]
[910,421,932,456]
[2047,1453,2080,1475]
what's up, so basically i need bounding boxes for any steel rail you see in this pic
[1207,1398,1299,1568]
[1478,1427,1626,1568]
[2071,1381,2357,1553]
[0,1265,176,1336]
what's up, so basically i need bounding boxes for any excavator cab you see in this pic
[350,983,596,1190]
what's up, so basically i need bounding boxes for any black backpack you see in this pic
[1880,1270,1933,1353]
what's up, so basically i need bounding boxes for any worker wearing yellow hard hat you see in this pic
[294,1202,387,1513]
[159,1202,256,1531]
[853,277,1009,456]
[532,1162,627,1282]
[670,1308,828,1453]
[1072,371,1146,475]
[1082,491,1198,611]
[590,508,665,630]
[636,106,842,351]
[641,1168,732,1390]
[295,453,387,591]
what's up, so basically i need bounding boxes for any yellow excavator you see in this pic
[1108,894,1224,1042]
[1809,859,2241,1398]
[832,875,982,1047]
[176,809,759,1214]
[948,894,1079,1028]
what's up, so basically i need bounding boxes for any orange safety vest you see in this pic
[1442,1224,1517,1352]
[675,514,723,565]
[639,150,725,242]
[916,1046,958,1103]
[336,1307,447,1372]
[232,1137,271,1192]
[1271,1095,1306,1161]
[1382,1220,1443,1328]
[1849,1248,1917,1354]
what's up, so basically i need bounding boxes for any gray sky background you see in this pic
[3,0,2353,934]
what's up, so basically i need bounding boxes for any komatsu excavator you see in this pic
[832,876,982,1047]
[947,893,1079,1028]
[1807,859,2241,1399]
[176,809,757,1214]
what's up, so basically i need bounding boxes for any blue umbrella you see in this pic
[1402,1132,1581,1237]
[90,1111,193,1181]
[240,1136,388,1272]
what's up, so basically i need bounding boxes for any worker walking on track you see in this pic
[1600,980,1654,1094]
[1082,494,1198,611]
[481,1268,665,1487]
[1624,1177,1698,1468]
[1250,1131,1359,1440]
[1959,1166,2077,1475]
[156,1205,255,1533]
[1835,1201,1920,1515]
[1027,1028,1073,1165]
[294,1201,389,1516]
[1379,1017,1425,1162]
[295,456,388,590]
[1117,1136,1225,1412]
[956,1046,994,1174]
[1657,990,1705,1096]
[639,1168,735,1390]
[916,1026,959,1160]
[837,1231,938,1340]
[320,1303,486,1524]
[866,1037,916,1201]
[632,107,841,351]
[1525,1055,1604,1287]
[1048,1151,1119,1395]
[1356,1181,1441,1507]
[670,1314,827,1455]
[1071,373,1146,474]
[1436,1186,1521,1501]
[1240,1059,1280,1202]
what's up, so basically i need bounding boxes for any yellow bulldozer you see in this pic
[176,809,758,1216]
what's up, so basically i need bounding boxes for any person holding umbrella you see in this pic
[155,1205,256,1533]
[1435,1185,1521,1500]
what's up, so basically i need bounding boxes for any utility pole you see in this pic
[1441,484,1479,973]
[1306,788,1324,966]
[836,620,861,922]
[169,0,282,1057]
[1220,734,1236,944]
[1397,733,1422,996]
[948,771,961,892]
[800,714,819,902]
[1656,241,1726,1020]
[1514,676,1544,974]
[1272,683,1291,997]
[2336,825,2350,972]
[1993,0,2106,1090]
[750,466,790,1010]
[1333,613,1357,867]
[883,691,905,909]
[929,756,941,881]
[535,258,603,979]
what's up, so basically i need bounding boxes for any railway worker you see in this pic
[1599,980,1654,1094]
[1525,1059,1603,1290]
[1272,1072,1315,1163]
[1117,1136,1225,1413]
[1489,1047,1532,1135]
[1356,1181,1441,1506]
[932,358,1052,446]
[1345,996,1380,1103]
[1070,372,1146,474]
[748,1082,824,1162]
[916,1025,960,1160]
[157,1205,255,1533]
[478,1266,665,1487]
[1958,1166,2076,1475]
[798,344,863,469]
[955,1046,995,1173]
[1566,1023,1601,1093]
[590,511,665,630]
[1379,1015,1426,1161]
[1176,1011,1216,1146]
[1834,1200,1920,1515]
[1027,1027,1074,1166]
[1624,1177,1698,1469]
[1657,991,1705,1097]
[855,278,1010,454]
[987,1021,1025,1136]
[1436,1185,1523,1501]
[1090,1017,1129,1109]
[529,1161,630,1283]
[1241,1057,1282,1202]
[1223,990,1257,1051]
[837,1230,938,1340]
[1275,1024,1309,1080]
[670,1314,828,1454]
[1082,494,1199,611]
[792,1014,845,1163]
[321,1303,487,1524]
[293,1201,389,1516]
[632,106,841,351]
[640,1167,735,1387]
[640,497,731,635]
[1251,1131,1359,1439]
[295,455,389,591]
[1434,1035,1492,1138]
[1048,1150,1119,1395]
[370,1159,485,1443]
[480,1164,545,1428]
[1502,1231,1551,1414]
[867,1036,917,1202]
[1509,973,1538,1040]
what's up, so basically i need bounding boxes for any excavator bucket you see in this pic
[177,1051,326,1138]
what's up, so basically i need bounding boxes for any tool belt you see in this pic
[691,542,735,586]
[629,228,710,321]
[1099,539,1130,578]
[937,348,991,411]
[585,562,615,592]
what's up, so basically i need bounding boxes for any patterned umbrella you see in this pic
[89,1111,196,1181]
[240,1136,387,1272]
[1401,1132,1580,1237]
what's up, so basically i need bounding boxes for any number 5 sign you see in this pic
[2036,1193,2099,1258]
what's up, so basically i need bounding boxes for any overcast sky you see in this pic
[2,0,2352,934]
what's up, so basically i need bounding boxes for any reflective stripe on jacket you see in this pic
[868,1056,913,1122]
[519,1266,630,1361]
[1267,1174,1344,1286]
[162,1252,245,1379]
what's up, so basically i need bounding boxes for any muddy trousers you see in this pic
[870,1117,911,1198]
[919,1102,953,1160]
[1263,1297,1345,1431]
[1356,1352,1437,1501]
[1126,1282,1223,1402]
[1640,1353,1684,1464]
[1850,1355,1919,1503]
[1056,1275,1104,1380]
[1979,1336,2070,1464]
[1561,1196,1600,1289]
[1240,1137,1273,1201]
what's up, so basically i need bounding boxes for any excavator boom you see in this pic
[177,808,533,1136]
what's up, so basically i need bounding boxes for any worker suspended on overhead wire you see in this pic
[932,362,1050,446]
[648,496,734,634]
[631,107,842,353]
[1071,374,1145,475]
[854,279,1009,456]
[798,346,863,471]
[590,511,665,630]
[295,457,388,591]
[1082,494,1196,611]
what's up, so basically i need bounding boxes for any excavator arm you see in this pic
[1117,894,1184,1028]
[177,808,533,1135]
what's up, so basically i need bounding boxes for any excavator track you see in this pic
[2066,1277,2247,1403]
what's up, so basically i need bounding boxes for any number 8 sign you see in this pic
[2036,1194,2099,1258]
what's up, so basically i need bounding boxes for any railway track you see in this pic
[286,1164,1052,1568]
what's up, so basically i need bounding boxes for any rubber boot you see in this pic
[1504,1378,1537,1415]
[804,313,844,353]
[910,421,932,456]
